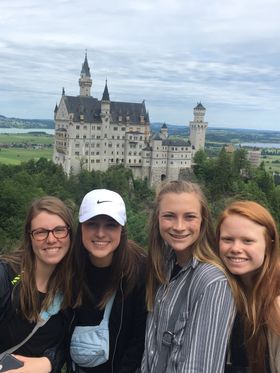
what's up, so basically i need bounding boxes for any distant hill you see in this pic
[1,116,279,144]
[0,116,54,129]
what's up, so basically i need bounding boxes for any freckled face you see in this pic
[219,214,266,287]
[159,192,202,265]
[81,215,122,267]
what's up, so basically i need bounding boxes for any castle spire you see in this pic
[79,51,92,96]
[102,79,110,101]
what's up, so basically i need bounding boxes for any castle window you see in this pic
[96,143,100,148]
[112,136,114,139]
[114,127,118,130]
[117,144,119,148]
[75,152,79,155]
[85,151,88,155]
[96,160,100,163]
[76,125,80,129]
[121,127,125,131]
[96,152,99,155]
[91,152,94,155]
[134,159,136,163]
[91,159,94,163]
[83,135,86,139]
[97,126,101,130]
[108,143,112,148]
[75,143,80,148]
[84,125,87,130]
[76,135,79,139]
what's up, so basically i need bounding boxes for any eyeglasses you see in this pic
[30,226,70,241]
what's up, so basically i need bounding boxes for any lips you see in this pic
[92,241,110,246]
[226,256,248,263]
[169,233,191,239]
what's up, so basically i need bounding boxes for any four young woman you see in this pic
[69,189,147,373]
[0,196,80,373]
[141,181,235,372]
[2,185,279,373]
[217,200,280,373]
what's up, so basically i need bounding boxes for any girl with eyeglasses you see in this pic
[0,196,81,373]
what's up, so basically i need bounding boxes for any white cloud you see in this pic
[0,0,280,129]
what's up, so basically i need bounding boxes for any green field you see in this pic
[262,155,280,173]
[0,134,54,165]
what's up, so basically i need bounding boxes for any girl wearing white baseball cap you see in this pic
[69,189,147,373]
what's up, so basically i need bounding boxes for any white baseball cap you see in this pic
[79,189,127,226]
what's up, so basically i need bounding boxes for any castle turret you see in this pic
[160,123,168,139]
[79,52,92,97]
[189,102,208,153]
[101,80,110,118]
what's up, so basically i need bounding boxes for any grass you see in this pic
[0,133,54,164]
[0,133,54,145]
[0,147,53,165]
[262,154,280,174]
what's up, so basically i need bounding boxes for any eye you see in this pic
[106,222,119,228]
[84,221,97,228]
[243,239,254,244]
[184,214,197,221]
[220,237,233,243]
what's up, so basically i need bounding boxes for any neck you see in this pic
[35,262,56,293]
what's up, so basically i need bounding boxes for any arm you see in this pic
[6,356,51,373]
[180,280,234,373]
[119,279,147,373]
[0,262,13,322]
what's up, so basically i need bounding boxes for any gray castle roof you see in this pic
[102,80,110,101]
[194,102,205,110]
[62,95,148,124]
[162,139,190,147]
[81,54,91,77]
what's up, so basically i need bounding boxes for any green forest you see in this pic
[0,146,279,253]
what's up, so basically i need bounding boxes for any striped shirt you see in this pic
[141,256,235,372]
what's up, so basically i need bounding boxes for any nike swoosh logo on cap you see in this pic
[97,200,112,204]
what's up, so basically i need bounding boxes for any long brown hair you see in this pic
[0,196,81,321]
[146,180,225,311]
[216,200,280,372]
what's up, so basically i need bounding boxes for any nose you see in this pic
[229,240,242,253]
[173,217,185,231]
[46,230,57,243]
[95,225,106,237]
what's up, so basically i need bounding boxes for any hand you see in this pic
[6,355,52,373]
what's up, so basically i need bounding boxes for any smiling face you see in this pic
[81,215,122,267]
[159,192,202,265]
[219,214,266,288]
[30,211,70,271]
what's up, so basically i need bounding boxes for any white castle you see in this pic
[53,54,208,186]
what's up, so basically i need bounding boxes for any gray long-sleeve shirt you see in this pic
[141,256,235,372]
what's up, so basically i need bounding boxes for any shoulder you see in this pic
[0,260,15,283]
[192,261,228,285]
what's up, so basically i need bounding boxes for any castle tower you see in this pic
[79,52,92,97]
[189,102,208,152]
[160,123,168,139]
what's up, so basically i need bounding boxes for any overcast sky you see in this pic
[1,0,280,130]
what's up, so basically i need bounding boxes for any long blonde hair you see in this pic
[146,180,224,310]
[216,200,280,372]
